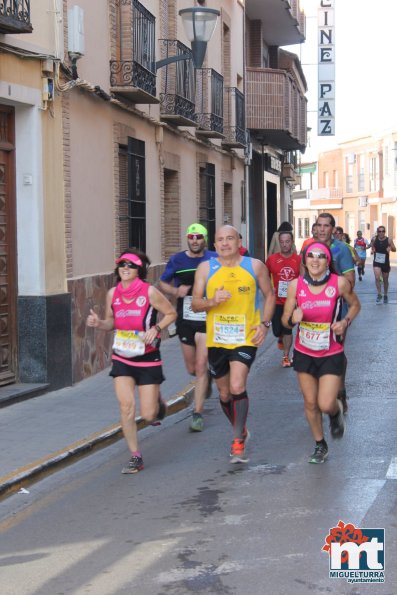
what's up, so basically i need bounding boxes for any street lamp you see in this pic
[156,7,220,70]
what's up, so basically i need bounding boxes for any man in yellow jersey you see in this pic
[192,225,275,463]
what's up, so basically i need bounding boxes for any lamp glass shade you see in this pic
[179,8,220,43]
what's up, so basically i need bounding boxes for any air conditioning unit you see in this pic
[68,6,85,57]
[358,196,368,207]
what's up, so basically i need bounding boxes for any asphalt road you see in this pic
[1,269,396,595]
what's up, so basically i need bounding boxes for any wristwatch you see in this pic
[261,320,272,328]
[155,324,162,333]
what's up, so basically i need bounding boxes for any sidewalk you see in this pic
[0,335,195,498]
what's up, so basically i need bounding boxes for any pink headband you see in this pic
[115,253,143,266]
[306,242,332,265]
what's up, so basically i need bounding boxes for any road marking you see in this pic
[386,456,397,479]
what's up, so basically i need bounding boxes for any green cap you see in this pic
[186,223,208,238]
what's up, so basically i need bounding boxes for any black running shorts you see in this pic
[176,320,206,346]
[208,346,257,379]
[110,359,165,385]
[292,349,344,378]
[272,304,292,338]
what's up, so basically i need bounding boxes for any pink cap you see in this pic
[115,253,143,266]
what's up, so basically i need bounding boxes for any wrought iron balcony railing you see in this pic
[222,87,246,148]
[159,39,196,126]
[194,68,224,139]
[109,0,157,104]
[0,0,32,33]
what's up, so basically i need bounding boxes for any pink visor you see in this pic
[306,242,332,265]
[115,253,143,266]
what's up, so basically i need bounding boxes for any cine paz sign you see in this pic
[318,0,335,136]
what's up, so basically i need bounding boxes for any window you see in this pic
[357,154,365,192]
[345,157,353,193]
[359,211,366,232]
[323,171,329,187]
[298,217,310,239]
[118,137,146,252]
[369,155,378,192]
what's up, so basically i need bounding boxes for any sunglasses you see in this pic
[118,261,139,269]
[306,251,328,260]
[378,229,385,233]
[187,233,205,240]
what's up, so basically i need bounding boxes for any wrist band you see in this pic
[344,317,351,327]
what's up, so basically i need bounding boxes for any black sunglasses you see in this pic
[118,261,139,269]
[377,229,385,233]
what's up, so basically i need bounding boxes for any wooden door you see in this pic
[0,105,17,385]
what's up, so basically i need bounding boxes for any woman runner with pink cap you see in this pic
[87,248,176,474]
[282,241,361,464]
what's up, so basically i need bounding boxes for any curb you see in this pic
[0,383,195,500]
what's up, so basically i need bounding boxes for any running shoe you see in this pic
[308,444,328,464]
[277,337,284,350]
[384,295,388,304]
[329,400,345,439]
[376,294,383,304]
[122,454,144,474]
[358,276,362,281]
[190,412,204,432]
[337,389,348,414]
[362,270,365,276]
[230,438,249,464]
[282,355,291,368]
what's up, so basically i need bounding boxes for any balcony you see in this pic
[159,40,196,126]
[195,68,224,139]
[222,87,246,149]
[309,187,343,209]
[246,68,307,152]
[0,0,32,33]
[109,0,157,104]
[245,0,305,46]
[283,151,298,181]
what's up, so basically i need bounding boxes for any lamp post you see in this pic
[156,7,220,70]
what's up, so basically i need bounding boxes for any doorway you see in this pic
[0,105,17,385]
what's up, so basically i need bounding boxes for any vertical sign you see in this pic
[318,0,335,135]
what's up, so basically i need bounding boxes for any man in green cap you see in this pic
[159,223,217,431]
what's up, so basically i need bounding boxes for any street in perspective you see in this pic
[0,264,396,595]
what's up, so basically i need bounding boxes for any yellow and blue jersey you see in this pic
[206,257,260,349]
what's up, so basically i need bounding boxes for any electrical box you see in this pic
[68,6,85,56]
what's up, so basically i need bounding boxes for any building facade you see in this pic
[0,0,307,390]
[293,132,397,252]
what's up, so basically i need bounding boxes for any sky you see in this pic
[292,0,397,158]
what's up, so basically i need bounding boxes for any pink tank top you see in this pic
[294,274,343,357]
[112,282,160,362]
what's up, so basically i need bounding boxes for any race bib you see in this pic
[113,330,145,357]
[214,314,246,345]
[374,252,386,264]
[299,321,330,351]
[183,296,206,321]
[278,280,289,298]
